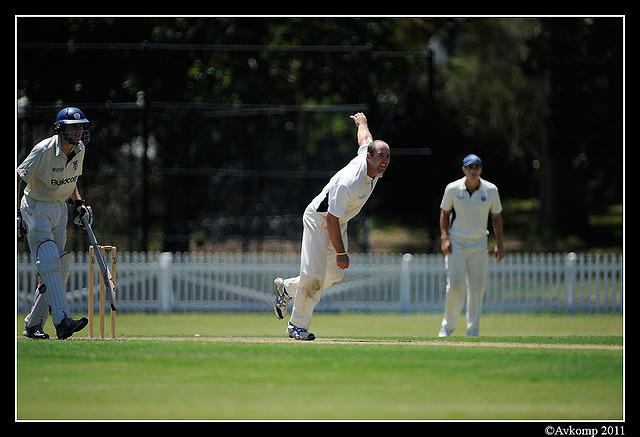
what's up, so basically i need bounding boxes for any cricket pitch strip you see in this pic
[85,336,622,350]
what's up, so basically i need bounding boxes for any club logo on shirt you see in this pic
[72,160,78,170]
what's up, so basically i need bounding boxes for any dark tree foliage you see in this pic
[16,17,622,252]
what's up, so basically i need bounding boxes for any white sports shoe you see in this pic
[286,323,315,341]
[438,327,451,338]
[273,277,292,320]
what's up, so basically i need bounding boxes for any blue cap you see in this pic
[463,154,482,167]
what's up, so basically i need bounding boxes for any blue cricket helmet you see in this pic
[54,107,90,144]
[55,107,89,125]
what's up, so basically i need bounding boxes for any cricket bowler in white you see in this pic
[438,154,504,337]
[273,113,390,340]
[17,107,93,339]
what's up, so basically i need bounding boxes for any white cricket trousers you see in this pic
[20,196,72,326]
[284,205,348,330]
[441,237,488,336]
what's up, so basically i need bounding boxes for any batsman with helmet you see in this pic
[17,107,94,339]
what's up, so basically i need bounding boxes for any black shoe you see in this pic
[23,325,50,339]
[55,317,88,340]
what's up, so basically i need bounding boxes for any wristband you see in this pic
[336,252,347,256]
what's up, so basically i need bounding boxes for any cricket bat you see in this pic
[83,217,117,312]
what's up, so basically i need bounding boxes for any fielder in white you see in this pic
[273,113,390,340]
[17,107,93,339]
[438,154,504,337]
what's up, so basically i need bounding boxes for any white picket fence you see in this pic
[16,251,623,315]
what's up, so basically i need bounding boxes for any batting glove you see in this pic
[17,211,27,241]
[73,199,93,228]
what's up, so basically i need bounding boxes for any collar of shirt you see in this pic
[456,177,485,196]
[54,136,84,157]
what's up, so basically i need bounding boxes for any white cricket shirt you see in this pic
[310,140,379,223]
[440,177,502,243]
[17,135,85,202]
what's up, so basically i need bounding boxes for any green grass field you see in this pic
[16,312,623,421]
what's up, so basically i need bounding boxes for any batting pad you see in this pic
[35,240,71,325]
[24,284,49,329]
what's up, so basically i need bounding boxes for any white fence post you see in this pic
[158,252,173,312]
[400,253,412,313]
[565,252,577,313]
